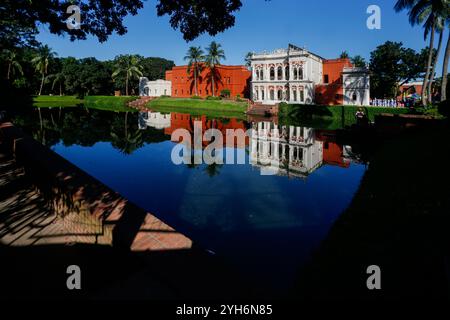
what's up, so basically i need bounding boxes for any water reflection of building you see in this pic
[138,111,171,130]
[250,122,323,178]
[249,122,357,178]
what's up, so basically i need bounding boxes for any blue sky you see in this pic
[36,0,436,67]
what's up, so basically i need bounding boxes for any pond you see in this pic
[14,105,370,296]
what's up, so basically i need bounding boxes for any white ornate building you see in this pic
[249,121,323,178]
[139,77,171,97]
[250,44,370,106]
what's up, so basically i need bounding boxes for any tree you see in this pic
[112,55,143,96]
[184,46,204,96]
[1,0,242,47]
[31,45,56,95]
[205,41,226,96]
[49,72,65,96]
[370,41,428,98]
[442,23,450,101]
[340,51,349,59]
[351,55,367,68]
[395,0,447,105]
[245,52,253,68]
[2,49,23,80]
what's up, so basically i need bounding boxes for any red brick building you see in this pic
[315,58,354,105]
[165,65,251,98]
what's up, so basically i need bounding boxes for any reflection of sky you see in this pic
[53,138,366,295]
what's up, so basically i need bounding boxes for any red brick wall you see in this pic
[166,65,251,98]
[315,58,353,105]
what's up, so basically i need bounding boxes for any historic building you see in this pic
[140,65,251,98]
[139,78,171,97]
[165,65,251,98]
[250,44,370,105]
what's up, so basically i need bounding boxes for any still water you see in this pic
[16,106,367,294]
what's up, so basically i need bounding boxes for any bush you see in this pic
[206,96,221,100]
[191,95,203,99]
[160,95,171,98]
[220,89,231,98]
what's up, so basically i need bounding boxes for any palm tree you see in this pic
[112,55,143,96]
[184,46,204,96]
[427,16,445,103]
[340,51,349,59]
[32,45,55,96]
[205,41,226,96]
[395,0,447,105]
[49,72,65,96]
[440,6,450,101]
[2,50,23,80]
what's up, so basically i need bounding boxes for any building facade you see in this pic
[139,78,171,97]
[165,65,251,98]
[250,44,370,105]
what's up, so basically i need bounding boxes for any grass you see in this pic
[33,95,83,108]
[279,103,413,130]
[83,96,137,112]
[147,97,247,118]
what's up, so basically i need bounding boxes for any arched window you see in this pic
[293,90,297,101]
[277,89,283,100]
[255,69,259,80]
[293,68,298,80]
[270,89,274,100]
[270,67,275,80]
[260,70,264,80]
[299,89,304,102]
[277,66,283,80]
[261,88,265,100]
[285,66,289,80]
[298,67,303,80]
[254,90,258,100]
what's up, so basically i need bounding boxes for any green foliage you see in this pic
[206,96,221,100]
[370,41,428,98]
[350,55,367,68]
[147,97,247,114]
[220,89,231,98]
[279,103,412,129]
[191,95,203,99]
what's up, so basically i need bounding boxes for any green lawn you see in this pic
[33,95,83,108]
[147,97,248,118]
[279,103,413,129]
[83,96,137,112]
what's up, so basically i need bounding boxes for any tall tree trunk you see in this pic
[423,19,436,106]
[211,67,215,96]
[126,73,129,96]
[194,65,198,96]
[428,28,443,104]
[59,82,62,96]
[7,63,11,80]
[38,73,45,96]
[441,30,450,102]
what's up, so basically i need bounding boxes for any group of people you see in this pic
[370,98,400,107]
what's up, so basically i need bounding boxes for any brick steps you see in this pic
[246,102,279,116]
[127,96,154,110]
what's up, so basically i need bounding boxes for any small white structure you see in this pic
[138,111,171,130]
[139,77,171,97]
[342,67,370,106]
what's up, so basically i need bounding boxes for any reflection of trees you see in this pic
[204,163,222,177]
[12,107,169,155]
[110,112,144,155]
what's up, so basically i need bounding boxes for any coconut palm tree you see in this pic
[2,50,23,80]
[395,0,447,105]
[340,51,349,59]
[112,55,143,96]
[440,6,450,101]
[205,41,226,96]
[32,45,56,96]
[427,15,445,103]
[48,72,65,96]
[184,46,204,96]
